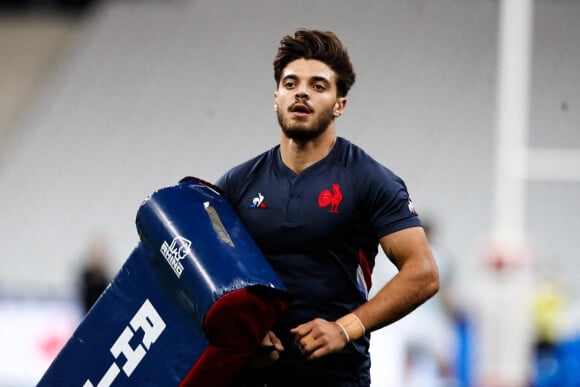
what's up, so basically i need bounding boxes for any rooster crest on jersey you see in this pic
[318,184,343,213]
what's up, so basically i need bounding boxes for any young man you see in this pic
[216,29,439,387]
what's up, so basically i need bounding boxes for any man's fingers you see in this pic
[263,330,284,351]
[298,334,317,353]
[248,344,281,368]
[269,349,280,362]
[303,335,316,352]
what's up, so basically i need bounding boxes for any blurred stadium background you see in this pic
[0,0,578,386]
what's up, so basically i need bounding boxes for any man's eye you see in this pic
[285,82,295,88]
[313,84,326,91]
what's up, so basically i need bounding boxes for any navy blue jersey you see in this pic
[216,137,421,386]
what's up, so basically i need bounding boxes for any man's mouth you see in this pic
[289,103,313,114]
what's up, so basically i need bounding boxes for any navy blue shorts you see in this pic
[230,346,370,387]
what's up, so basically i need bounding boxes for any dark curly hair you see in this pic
[273,29,356,97]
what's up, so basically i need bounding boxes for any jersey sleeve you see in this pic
[359,163,422,239]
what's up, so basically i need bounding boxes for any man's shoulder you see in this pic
[216,146,277,192]
[334,137,394,176]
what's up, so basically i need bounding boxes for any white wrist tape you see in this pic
[336,313,366,342]
[336,321,350,343]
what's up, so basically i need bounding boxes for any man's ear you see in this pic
[334,98,347,117]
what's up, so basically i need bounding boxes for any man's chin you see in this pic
[281,126,327,142]
[282,130,319,142]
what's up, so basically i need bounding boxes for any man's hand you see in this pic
[290,318,348,360]
[247,331,284,368]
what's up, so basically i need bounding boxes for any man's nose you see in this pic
[295,90,309,100]
[295,83,309,99]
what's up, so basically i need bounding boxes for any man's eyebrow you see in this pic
[281,74,331,85]
[310,76,331,85]
[281,74,299,81]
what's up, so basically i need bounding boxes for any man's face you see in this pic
[274,58,345,141]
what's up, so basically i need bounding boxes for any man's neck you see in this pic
[279,129,337,174]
